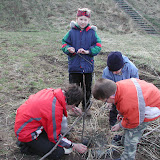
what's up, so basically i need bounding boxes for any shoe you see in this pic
[113,135,122,141]
[16,140,22,147]
[112,135,123,146]
[16,140,34,155]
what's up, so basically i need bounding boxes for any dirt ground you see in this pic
[0,50,160,160]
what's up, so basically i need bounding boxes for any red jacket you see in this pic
[14,88,72,148]
[115,78,160,129]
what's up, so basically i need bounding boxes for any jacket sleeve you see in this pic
[119,111,141,129]
[61,31,73,56]
[89,32,102,56]
[129,61,139,79]
[42,103,72,148]
[130,68,139,79]
[102,67,113,80]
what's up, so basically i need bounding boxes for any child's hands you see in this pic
[72,107,82,116]
[77,48,89,54]
[68,47,75,53]
[111,123,120,132]
[72,143,87,153]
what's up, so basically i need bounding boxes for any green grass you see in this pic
[1,31,159,96]
[1,0,159,33]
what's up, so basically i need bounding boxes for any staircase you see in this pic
[113,0,159,34]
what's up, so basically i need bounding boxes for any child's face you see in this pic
[112,68,122,75]
[100,95,115,104]
[76,16,90,29]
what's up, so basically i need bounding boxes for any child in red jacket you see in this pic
[93,78,160,160]
[15,84,87,159]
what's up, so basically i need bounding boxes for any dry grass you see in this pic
[137,119,160,160]
[1,100,159,160]
[65,99,160,160]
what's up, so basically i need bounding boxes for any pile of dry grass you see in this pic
[67,99,160,160]
[0,97,159,160]
[137,119,160,160]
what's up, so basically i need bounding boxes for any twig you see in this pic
[77,53,93,66]
[81,73,87,142]
[142,125,160,137]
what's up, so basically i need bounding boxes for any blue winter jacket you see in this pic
[102,55,139,82]
[62,21,101,73]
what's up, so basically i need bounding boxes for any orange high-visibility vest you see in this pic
[115,78,160,129]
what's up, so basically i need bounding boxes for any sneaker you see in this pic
[16,140,34,155]
[113,135,122,141]
[112,135,123,146]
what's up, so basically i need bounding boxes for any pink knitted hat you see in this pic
[77,8,91,18]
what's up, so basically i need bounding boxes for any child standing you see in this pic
[93,78,160,160]
[62,8,102,115]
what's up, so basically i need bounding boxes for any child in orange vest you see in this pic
[93,78,160,160]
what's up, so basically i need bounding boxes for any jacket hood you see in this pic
[53,88,67,117]
[122,55,130,63]
[70,20,97,31]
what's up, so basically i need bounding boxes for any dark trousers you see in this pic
[17,131,64,160]
[69,73,92,110]
[109,104,118,127]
